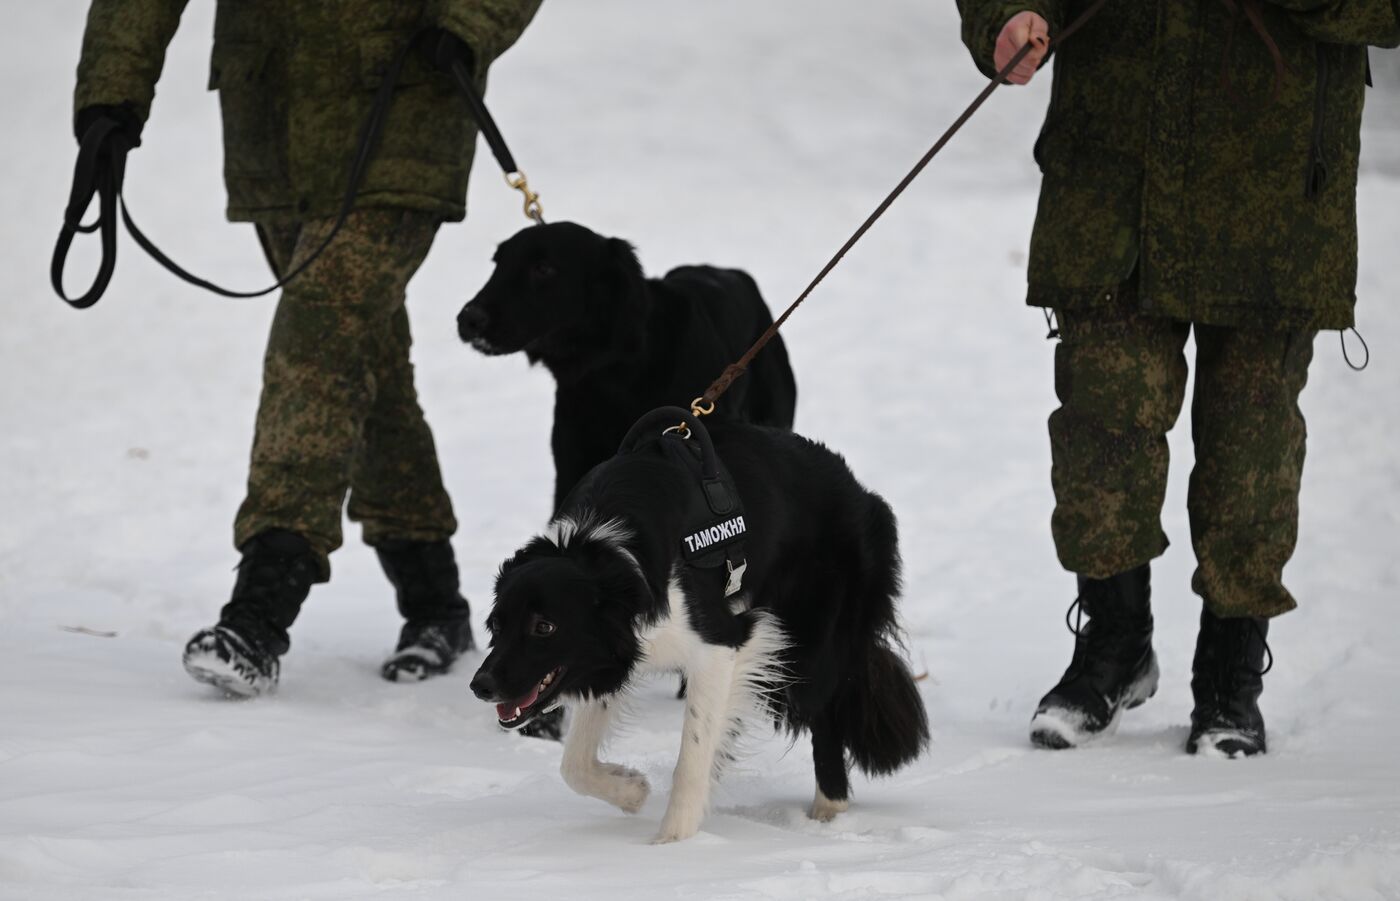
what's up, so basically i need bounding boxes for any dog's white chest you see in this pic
[636,581,710,672]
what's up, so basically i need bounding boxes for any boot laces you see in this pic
[1062,595,1145,682]
[1253,620,1274,677]
[1209,617,1273,700]
[1065,596,1086,638]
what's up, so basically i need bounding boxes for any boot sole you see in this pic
[381,656,452,683]
[1029,715,1081,750]
[380,640,475,683]
[1187,728,1266,758]
[1030,652,1160,750]
[518,707,565,741]
[183,649,272,698]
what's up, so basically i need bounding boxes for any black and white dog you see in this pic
[458,222,798,510]
[470,416,929,842]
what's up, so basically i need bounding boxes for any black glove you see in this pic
[73,102,144,151]
[421,27,477,78]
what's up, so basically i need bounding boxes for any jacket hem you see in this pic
[228,191,466,225]
[1026,287,1355,332]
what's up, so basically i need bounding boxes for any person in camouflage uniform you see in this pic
[957,0,1399,756]
[72,0,543,700]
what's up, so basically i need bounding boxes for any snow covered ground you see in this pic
[3,3,1399,899]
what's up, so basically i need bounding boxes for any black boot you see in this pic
[1030,564,1159,749]
[183,529,320,696]
[518,707,565,741]
[376,539,476,682]
[1187,608,1271,758]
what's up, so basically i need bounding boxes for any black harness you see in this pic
[618,407,748,600]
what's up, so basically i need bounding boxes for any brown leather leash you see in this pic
[688,0,1110,420]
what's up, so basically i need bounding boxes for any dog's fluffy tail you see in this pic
[834,494,929,777]
[836,642,929,777]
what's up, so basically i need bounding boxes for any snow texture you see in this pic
[3,2,1399,899]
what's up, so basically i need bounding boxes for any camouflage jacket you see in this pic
[959,1,1400,330]
[75,0,542,223]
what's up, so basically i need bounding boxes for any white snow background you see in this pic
[3,3,1399,900]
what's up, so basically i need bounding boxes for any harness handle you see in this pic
[619,406,720,481]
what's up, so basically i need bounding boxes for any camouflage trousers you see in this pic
[233,209,457,578]
[1049,303,1316,618]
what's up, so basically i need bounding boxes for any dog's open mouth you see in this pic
[468,335,510,355]
[496,666,565,728]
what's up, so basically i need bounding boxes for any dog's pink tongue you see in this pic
[496,685,541,720]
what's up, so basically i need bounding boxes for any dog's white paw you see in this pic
[566,760,650,814]
[653,797,705,844]
[650,823,698,845]
[598,763,650,814]
[808,788,850,823]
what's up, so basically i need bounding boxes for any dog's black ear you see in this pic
[600,238,649,357]
[603,238,643,287]
[493,537,557,593]
[573,538,652,612]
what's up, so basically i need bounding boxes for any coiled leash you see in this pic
[682,0,1111,423]
[51,30,544,309]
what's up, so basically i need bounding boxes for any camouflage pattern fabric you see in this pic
[957,0,1400,330]
[234,210,457,578]
[1050,299,1315,619]
[75,0,542,223]
[73,1,542,577]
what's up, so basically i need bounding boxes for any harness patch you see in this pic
[682,515,747,556]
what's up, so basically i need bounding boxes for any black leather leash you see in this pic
[52,116,127,308]
[446,55,544,224]
[52,30,541,309]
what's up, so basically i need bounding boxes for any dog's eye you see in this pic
[530,261,556,280]
[532,619,557,637]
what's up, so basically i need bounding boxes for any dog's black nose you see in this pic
[470,669,498,701]
[458,304,489,341]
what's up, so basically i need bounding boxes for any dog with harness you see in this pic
[470,408,928,842]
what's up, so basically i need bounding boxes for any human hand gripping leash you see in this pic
[52,29,544,310]
[686,0,1110,422]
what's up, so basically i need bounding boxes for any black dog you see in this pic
[458,222,798,510]
[470,417,929,842]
